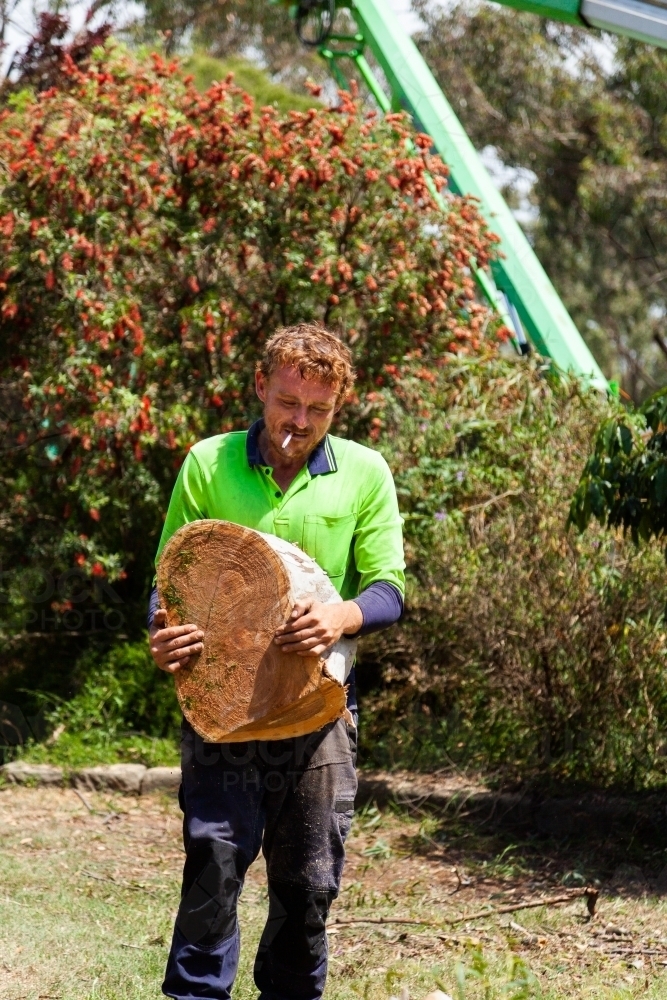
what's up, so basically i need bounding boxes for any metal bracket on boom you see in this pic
[294,0,336,46]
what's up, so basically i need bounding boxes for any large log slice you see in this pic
[157,520,357,742]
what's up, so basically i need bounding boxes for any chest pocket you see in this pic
[302,513,357,584]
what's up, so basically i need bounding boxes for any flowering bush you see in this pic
[0,42,502,678]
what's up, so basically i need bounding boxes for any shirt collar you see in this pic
[246,418,337,476]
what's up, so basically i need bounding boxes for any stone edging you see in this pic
[0,761,180,795]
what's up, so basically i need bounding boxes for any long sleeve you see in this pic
[352,580,403,636]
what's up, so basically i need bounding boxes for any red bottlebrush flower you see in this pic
[75,553,86,566]
[45,270,55,290]
[414,133,433,150]
[91,561,105,576]
[187,275,200,294]
[89,508,100,521]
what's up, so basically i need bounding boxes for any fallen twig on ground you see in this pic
[332,887,599,931]
[600,948,667,957]
[332,917,436,927]
[449,887,599,925]
[72,788,94,813]
[509,920,537,941]
[450,867,474,894]
[79,869,157,896]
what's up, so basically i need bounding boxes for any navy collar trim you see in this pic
[246,418,337,476]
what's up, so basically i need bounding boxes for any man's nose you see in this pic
[293,407,309,429]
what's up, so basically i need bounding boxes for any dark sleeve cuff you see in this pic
[147,584,160,631]
[351,581,404,637]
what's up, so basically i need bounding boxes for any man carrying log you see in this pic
[148,324,405,1000]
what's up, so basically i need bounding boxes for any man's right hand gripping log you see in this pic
[148,325,405,1000]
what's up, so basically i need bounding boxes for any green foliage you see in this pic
[453,946,540,999]
[358,356,667,788]
[20,641,180,768]
[570,386,667,545]
[134,0,326,91]
[183,52,316,112]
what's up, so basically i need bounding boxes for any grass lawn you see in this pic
[3,783,667,999]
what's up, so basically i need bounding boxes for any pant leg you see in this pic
[163,723,265,1000]
[253,717,358,1000]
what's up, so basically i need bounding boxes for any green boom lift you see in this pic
[278,0,665,391]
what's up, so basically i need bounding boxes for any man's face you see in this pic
[255,365,339,461]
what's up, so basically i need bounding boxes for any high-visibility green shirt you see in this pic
[155,419,405,600]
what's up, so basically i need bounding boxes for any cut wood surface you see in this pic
[156,520,356,742]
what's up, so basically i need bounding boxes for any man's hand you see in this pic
[273,599,362,656]
[150,608,204,673]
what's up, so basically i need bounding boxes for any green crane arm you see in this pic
[298,0,607,388]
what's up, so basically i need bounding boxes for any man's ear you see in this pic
[255,370,266,402]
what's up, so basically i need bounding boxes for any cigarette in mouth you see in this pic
[282,433,293,449]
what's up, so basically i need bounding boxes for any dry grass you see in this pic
[3,784,667,998]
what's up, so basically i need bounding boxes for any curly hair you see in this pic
[256,324,356,402]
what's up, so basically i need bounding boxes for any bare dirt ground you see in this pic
[3,783,667,999]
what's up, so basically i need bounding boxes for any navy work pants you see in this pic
[162,715,358,1000]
